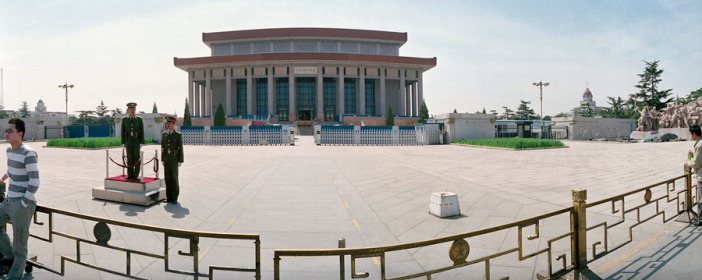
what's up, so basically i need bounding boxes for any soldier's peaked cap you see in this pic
[126,102,137,108]
[165,116,177,122]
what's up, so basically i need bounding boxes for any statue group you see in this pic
[636,97,702,131]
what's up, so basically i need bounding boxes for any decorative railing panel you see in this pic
[181,126,293,145]
[315,124,441,146]
[29,205,260,280]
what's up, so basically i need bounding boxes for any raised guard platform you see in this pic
[92,176,166,206]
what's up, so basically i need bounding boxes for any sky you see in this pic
[1,0,701,117]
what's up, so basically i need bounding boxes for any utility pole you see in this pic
[533,81,550,138]
[59,83,74,123]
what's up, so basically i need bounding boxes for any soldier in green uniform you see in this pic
[161,116,183,203]
[121,102,144,180]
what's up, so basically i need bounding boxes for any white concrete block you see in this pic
[429,192,460,218]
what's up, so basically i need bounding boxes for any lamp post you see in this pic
[533,81,549,138]
[58,83,74,123]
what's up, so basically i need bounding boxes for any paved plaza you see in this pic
[1,137,700,279]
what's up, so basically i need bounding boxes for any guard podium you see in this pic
[92,149,165,206]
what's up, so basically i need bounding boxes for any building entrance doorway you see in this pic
[298,109,313,121]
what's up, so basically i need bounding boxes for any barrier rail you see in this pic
[273,165,696,279]
[315,124,441,146]
[29,205,261,280]
[181,126,293,145]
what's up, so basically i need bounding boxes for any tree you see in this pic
[453,108,457,113]
[385,105,394,126]
[515,100,535,120]
[489,109,498,116]
[601,96,626,118]
[501,106,514,120]
[95,101,109,117]
[554,112,571,118]
[152,102,159,113]
[417,102,429,123]
[183,101,192,126]
[183,99,192,126]
[578,103,594,117]
[686,87,702,103]
[482,108,486,114]
[111,107,123,117]
[19,101,31,118]
[72,110,95,126]
[629,60,672,111]
[214,103,225,126]
[0,111,8,119]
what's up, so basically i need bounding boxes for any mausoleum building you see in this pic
[174,28,436,122]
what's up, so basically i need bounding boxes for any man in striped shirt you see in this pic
[0,118,38,279]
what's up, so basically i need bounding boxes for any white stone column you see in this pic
[380,68,386,115]
[246,68,253,115]
[338,67,345,115]
[399,69,406,116]
[225,68,232,116]
[268,68,274,116]
[205,70,211,116]
[188,72,194,116]
[289,70,296,120]
[412,81,418,116]
[418,71,424,115]
[405,84,411,116]
[316,66,323,120]
[359,68,366,115]
[194,82,200,116]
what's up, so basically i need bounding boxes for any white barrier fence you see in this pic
[314,124,442,145]
[181,126,294,145]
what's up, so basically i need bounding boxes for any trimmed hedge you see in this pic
[47,137,157,148]
[452,138,564,149]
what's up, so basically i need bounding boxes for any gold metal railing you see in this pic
[20,166,697,279]
[29,205,261,280]
[273,165,697,279]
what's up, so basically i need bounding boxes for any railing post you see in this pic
[339,237,345,280]
[274,253,280,280]
[685,165,693,214]
[572,189,587,271]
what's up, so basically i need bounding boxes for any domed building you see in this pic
[173,27,437,123]
[573,87,604,116]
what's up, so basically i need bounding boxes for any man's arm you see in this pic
[121,118,126,145]
[139,118,145,144]
[178,132,184,163]
[23,151,39,206]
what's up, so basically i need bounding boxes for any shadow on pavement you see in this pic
[164,202,190,218]
[605,225,702,280]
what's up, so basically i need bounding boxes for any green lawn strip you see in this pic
[47,137,157,148]
[451,138,564,149]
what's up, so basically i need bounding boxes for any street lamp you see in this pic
[533,81,549,138]
[58,83,74,123]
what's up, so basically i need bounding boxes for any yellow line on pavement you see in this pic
[228,217,236,227]
[199,244,213,262]
[338,189,342,195]
[352,219,359,229]
[344,201,349,208]
[592,228,667,274]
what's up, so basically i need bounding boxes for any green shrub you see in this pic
[451,138,564,149]
[47,137,157,148]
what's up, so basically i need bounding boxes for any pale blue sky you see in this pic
[1,0,700,117]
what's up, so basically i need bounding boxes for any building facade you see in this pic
[174,28,436,122]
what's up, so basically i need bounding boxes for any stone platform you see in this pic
[92,176,165,206]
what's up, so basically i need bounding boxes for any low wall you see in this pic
[434,113,496,141]
[552,117,637,140]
